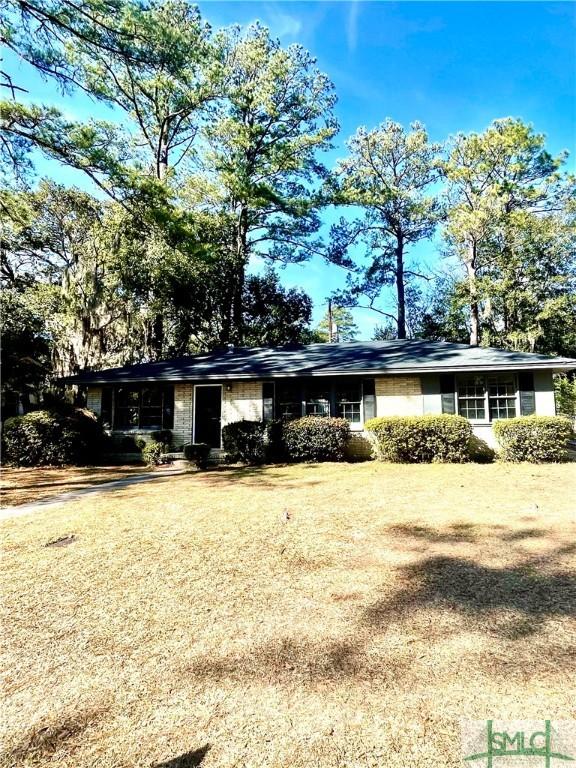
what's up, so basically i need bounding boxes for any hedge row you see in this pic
[493,416,573,463]
[221,417,350,464]
[365,415,472,463]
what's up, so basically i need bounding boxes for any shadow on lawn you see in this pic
[182,636,410,685]
[363,555,576,638]
[4,706,107,764]
[387,522,478,543]
[154,744,210,767]
[197,464,323,488]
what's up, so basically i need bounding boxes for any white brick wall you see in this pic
[173,382,194,448]
[222,381,263,425]
[375,375,423,417]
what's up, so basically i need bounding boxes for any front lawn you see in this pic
[0,466,150,508]
[1,463,574,767]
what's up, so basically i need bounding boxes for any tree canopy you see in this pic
[1,1,574,413]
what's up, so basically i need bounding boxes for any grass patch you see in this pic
[1,463,575,767]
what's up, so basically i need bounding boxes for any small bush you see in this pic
[150,429,173,447]
[141,440,165,466]
[494,416,574,463]
[365,415,472,463]
[283,417,350,463]
[222,420,266,464]
[2,407,104,467]
[184,442,210,469]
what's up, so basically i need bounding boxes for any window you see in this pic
[273,378,372,425]
[276,382,301,420]
[457,375,517,422]
[336,383,362,423]
[305,383,331,417]
[113,384,174,430]
[488,375,516,420]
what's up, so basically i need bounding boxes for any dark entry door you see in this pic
[194,386,222,448]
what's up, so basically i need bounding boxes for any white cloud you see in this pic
[346,0,360,53]
[265,4,302,39]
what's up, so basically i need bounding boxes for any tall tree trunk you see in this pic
[395,235,406,339]
[231,205,249,345]
[466,240,480,346]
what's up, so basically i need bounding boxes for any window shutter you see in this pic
[263,382,275,421]
[362,379,376,421]
[440,374,456,415]
[101,386,112,429]
[162,385,175,429]
[518,372,536,416]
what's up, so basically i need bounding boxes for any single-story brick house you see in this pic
[66,340,576,458]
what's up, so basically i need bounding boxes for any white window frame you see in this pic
[457,373,519,423]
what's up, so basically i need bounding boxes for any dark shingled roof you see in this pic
[63,340,576,384]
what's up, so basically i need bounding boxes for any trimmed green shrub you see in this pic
[2,407,104,467]
[365,415,472,463]
[150,429,173,447]
[184,442,210,469]
[494,415,574,463]
[283,416,350,462]
[222,420,266,464]
[141,440,165,466]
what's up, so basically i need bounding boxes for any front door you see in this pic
[194,386,222,448]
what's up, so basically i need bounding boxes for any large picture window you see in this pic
[457,374,517,422]
[273,379,367,425]
[111,384,174,430]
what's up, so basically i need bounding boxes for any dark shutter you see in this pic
[263,382,275,421]
[518,372,535,416]
[101,386,112,429]
[162,385,175,429]
[362,379,376,421]
[440,374,456,415]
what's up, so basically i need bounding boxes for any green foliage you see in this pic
[282,417,350,463]
[365,415,472,463]
[494,416,574,463]
[327,119,443,339]
[0,287,51,410]
[150,430,173,447]
[554,374,576,421]
[442,117,574,348]
[141,440,165,466]
[2,407,104,467]
[184,442,210,469]
[316,306,359,342]
[242,270,314,347]
[222,420,266,465]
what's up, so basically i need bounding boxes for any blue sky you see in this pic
[9,1,576,338]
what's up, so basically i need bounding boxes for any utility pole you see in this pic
[328,299,334,343]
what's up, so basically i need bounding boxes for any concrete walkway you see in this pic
[0,468,187,521]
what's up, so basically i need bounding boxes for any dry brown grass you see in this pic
[0,466,148,508]
[1,463,575,767]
